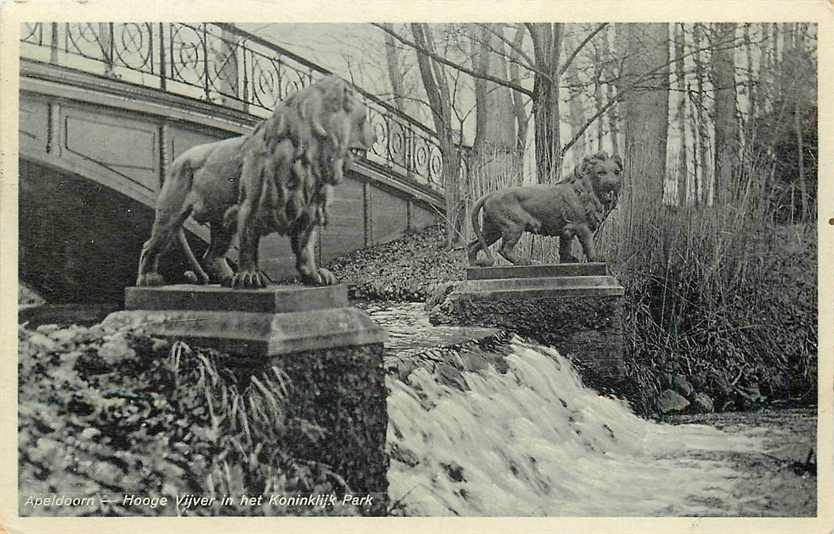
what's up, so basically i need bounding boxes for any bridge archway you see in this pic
[20,159,205,304]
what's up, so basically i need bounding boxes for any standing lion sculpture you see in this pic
[136,75,375,289]
[467,151,624,266]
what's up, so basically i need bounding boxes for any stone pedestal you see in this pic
[103,284,388,512]
[427,263,625,383]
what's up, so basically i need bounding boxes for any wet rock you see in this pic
[658,389,690,414]
[461,351,490,373]
[672,374,694,397]
[710,371,733,400]
[388,443,420,467]
[396,359,418,382]
[736,383,765,410]
[425,281,458,311]
[441,461,466,482]
[436,363,468,391]
[692,392,715,413]
[690,373,707,391]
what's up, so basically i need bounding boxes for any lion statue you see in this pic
[467,151,624,266]
[135,75,375,289]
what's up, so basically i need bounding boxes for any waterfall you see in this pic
[386,336,761,516]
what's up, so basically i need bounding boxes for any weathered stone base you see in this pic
[103,284,389,512]
[427,264,625,383]
[273,343,388,514]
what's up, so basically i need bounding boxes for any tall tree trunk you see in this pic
[530,23,563,183]
[508,24,530,178]
[472,24,518,179]
[615,23,670,226]
[599,25,620,155]
[793,24,808,221]
[712,23,738,205]
[563,33,587,160]
[411,23,463,248]
[743,24,756,142]
[693,23,709,206]
[757,23,771,216]
[381,23,407,115]
[470,24,521,238]
[675,23,688,207]
[592,39,604,151]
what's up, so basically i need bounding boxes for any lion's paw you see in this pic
[223,270,270,289]
[136,273,167,287]
[183,270,210,285]
[301,267,338,286]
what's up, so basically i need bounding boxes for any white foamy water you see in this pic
[387,337,762,516]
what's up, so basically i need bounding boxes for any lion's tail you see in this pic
[469,192,493,265]
[159,156,209,283]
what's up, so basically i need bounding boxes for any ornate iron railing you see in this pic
[21,22,467,191]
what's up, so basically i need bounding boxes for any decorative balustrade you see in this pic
[21,22,469,191]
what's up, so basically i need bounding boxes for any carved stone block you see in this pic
[428,264,626,383]
[103,284,388,511]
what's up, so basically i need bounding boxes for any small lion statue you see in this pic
[136,75,375,289]
[467,151,623,266]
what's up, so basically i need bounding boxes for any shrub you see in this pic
[597,203,817,414]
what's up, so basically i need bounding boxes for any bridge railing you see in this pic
[21,22,468,192]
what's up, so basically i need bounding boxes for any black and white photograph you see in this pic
[3,1,832,531]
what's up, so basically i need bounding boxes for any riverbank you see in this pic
[17,307,817,517]
[326,222,817,418]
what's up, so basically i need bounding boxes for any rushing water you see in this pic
[358,302,770,516]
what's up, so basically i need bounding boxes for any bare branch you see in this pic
[560,23,609,76]
[475,23,537,72]
[372,22,534,98]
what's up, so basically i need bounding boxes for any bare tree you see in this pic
[615,23,670,222]
[711,23,739,205]
[527,23,563,182]
[470,24,521,198]
[562,32,588,159]
[674,23,688,207]
[381,23,407,114]
[411,23,465,248]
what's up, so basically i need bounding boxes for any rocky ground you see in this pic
[325,224,467,302]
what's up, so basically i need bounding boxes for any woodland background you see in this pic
[245,22,818,411]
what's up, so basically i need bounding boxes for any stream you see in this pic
[357,301,817,517]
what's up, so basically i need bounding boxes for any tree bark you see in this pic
[508,24,530,173]
[563,33,588,160]
[411,23,463,248]
[793,25,808,221]
[529,23,563,183]
[693,23,709,205]
[674,23,688,207]
[712,23,738,205]
[472,24,521,189]
[381,23,407,115]
[615,23,670,223]
[599,25,620,155]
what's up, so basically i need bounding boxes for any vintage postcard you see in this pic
[1,0,831,533]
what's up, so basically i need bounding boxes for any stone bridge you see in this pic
[19,23,461,303]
